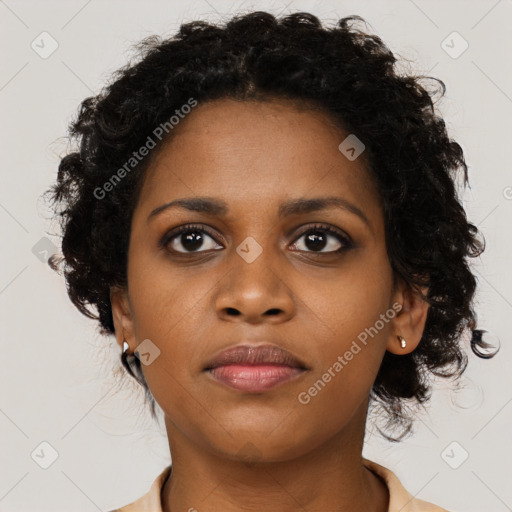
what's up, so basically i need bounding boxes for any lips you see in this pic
[203,344,309,393]
[203,344,308,370]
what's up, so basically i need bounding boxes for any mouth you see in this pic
[205,364,308,393]
[203,344,309,393]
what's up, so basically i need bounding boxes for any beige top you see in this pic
[110,458,451,511]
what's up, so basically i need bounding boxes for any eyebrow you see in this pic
[147,196,371,230]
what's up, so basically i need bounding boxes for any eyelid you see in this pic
[160,222,353,253]
[159,223,222,249]
[292,223,352,245]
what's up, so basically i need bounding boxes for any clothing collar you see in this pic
[112,458,449,512]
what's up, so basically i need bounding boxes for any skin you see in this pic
[111,97,429,511]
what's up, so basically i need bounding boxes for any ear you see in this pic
[386,277,430,355]
[110,285,136,353]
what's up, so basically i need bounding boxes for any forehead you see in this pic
[136,98,382,222]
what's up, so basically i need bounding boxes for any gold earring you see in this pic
[397,335,406,349]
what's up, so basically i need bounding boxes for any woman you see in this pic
[46,10,496,511]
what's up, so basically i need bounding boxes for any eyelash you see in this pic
[159,223,353,256]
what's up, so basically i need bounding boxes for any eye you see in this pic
[290,224,352,254]
[160,223,353,256]
[160,224,223,254]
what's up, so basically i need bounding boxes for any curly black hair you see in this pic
[45,10,498,441]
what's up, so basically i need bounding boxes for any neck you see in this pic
[161,401,389,512]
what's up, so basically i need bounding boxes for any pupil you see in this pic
[305,232,326,251]
[182,232,203,251]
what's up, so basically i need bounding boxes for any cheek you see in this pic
[126,245,213,339]
[295,261,393,413]
[293,303,390,446]
[303,255,394,352]
[126,250,220,398]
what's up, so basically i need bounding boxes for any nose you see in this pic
[214,250,295,324]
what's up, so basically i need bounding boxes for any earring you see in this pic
[397,335,406,349]
[122,339,129,354]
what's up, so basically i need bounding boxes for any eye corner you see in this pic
[159,223,224,254]
[290,223,354,254]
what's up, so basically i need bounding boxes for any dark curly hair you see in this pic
[44,10,498,441]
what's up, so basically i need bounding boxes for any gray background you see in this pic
[1,0,511,511]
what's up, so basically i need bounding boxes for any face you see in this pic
[111,97,429,462]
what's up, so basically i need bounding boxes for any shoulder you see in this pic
[108,465,172,512]
[362,458,452,512]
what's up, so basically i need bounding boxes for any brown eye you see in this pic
[291,224,352,254]
[161,224,223,254]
